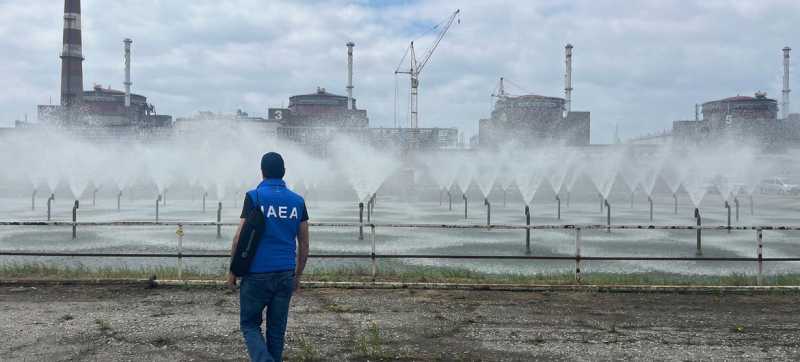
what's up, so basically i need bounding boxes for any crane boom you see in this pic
[395,9,460,129]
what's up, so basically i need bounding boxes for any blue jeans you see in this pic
[239,271,294,362]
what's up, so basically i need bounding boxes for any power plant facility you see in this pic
[477,44,591,147]
[34,0,172,140]
[669,47,800,148]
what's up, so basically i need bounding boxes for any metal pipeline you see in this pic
[216,202,222,239]
[648,196,653,222]
[31,190,37,211]
[462,194,468,219]
[71,200,79,240]
[724,201,731,233]
[524,205,531,255]
[604,199,611,232]
[484,198,491,226]
[555,195,561,220]
[695,208,702,256]
[47,194,55,221]
[156,195,162,223]
[358,202,364,241]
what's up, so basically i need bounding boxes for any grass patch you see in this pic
[290,335,320,362]
[2,262,800,287]
[94,318,112,332]
[353,321,391,360]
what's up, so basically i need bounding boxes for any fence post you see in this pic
[71,200,79,240]
[575,228,582,283]
[216,202,222,239]
[756,228,763,286]
[176,224,184,281]
[525,205,531,255]
[370,224,377,281]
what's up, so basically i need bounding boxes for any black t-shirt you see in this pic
[240,193,309,221]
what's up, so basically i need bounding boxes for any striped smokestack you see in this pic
[60,0,84,106]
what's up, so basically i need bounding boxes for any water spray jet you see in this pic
[71,200,79,240]
[599,193,604,213]
[524,205,531,255]
[734,197,740,222]
[648,196,653,222]
[673,193,678,215]
[47,193,55,221]
[31,189,37,211]
[117,191,122,211]
[163,189,167,207]
[724,201,731,233]
[358,202,364,241]
[484,198,491,226]
[555,195,561,220]
[92,188,99,207]
[216,202,222,239]
[462,194,468,219]
[604,199,611,233]
[202,192,208,213]
[694,208,702,256]
[749,194,754,216]
[155,195,162,222]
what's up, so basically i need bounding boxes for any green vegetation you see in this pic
[94,318,112,332]
[290,336,320,362]
[2,262,800,287]
[353,321,390,360]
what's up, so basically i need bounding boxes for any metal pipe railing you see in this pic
[0,221,796,285]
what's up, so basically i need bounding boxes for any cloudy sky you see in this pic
[0,0,797,142]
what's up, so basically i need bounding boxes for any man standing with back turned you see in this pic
[228,152,310,362]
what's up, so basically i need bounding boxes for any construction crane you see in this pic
[395,9,460,129]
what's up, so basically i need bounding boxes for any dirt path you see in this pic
[1,283,799,361]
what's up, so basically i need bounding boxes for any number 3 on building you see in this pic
[274,110,283,120]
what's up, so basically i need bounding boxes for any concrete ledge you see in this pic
[2,278,800,294]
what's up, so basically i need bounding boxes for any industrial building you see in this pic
[269,42,460,155]
[478,44,591,147]
[670,47,800,148]
[34,0,172,140]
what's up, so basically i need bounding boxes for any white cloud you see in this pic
[0,0,797,143]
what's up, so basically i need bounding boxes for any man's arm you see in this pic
[294,221,310,290]
[226,218,246,287]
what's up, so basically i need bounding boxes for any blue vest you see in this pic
[247,179,306,273]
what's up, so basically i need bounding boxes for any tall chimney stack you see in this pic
[783,46,791,119]
[60,0,84,107]
[564,44,574,114]
[124,39,132,107]
[346,42,355,110]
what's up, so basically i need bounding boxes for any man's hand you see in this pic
[226,273,237,290]
[293,274,302,293]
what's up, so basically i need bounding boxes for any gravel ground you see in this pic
[1,283,800,361]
